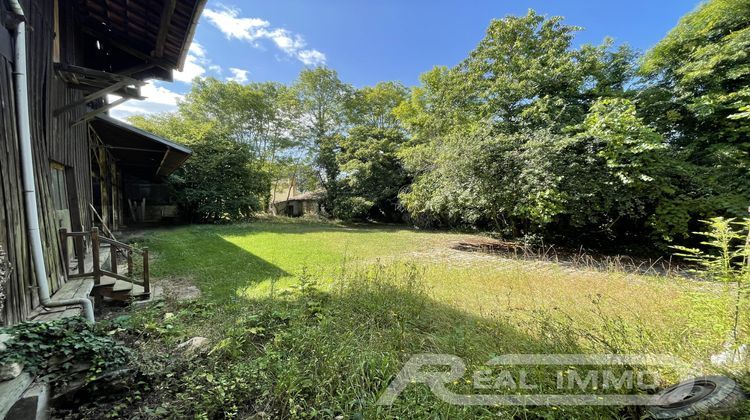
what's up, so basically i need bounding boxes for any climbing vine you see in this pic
[0,317,132,385]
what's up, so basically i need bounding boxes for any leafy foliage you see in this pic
[0,317,132,385]
[673,217,750,346]
[397,4,749,247]
[287,67,353,210]
[345,81,409,130]
[639,0,750,238]
[169,139,270,223]
[335,127,409,220]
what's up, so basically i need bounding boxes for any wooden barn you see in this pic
[0,0,205,326]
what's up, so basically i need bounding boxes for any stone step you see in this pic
[5,381,49,420]
[0,373,33,420]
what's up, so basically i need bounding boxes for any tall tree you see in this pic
[335,126,409,220]
[639,0,750,232]
[178,78,298,166]
[345,81,408,129]
[289,67,353,210]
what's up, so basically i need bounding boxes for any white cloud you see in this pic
[173,41,222,83]
[189,42,206,58]
[203,7,327,66]
[173,42,206,83]
[108,82,184,121]
[297,49,326,66]
[227,67,249,83]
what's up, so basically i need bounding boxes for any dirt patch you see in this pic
[450,238,524,254]
[153,276,202,301]
[449,237,690,278]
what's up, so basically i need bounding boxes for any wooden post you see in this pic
[76,234,85,276]
[111,244,118,275]
[98,147,110,231]
[91,227,101,285]
[58,228,68,277]
[142,247,150,294]
[127,250,134,277]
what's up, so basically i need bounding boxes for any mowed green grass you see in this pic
[130,218,746,418]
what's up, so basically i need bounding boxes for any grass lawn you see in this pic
[116,219,748,419]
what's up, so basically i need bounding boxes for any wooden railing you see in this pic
[59,227,150,294]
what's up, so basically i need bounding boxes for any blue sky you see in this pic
[112,0,704,120]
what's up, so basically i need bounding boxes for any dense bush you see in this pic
[335,126,409,221]
[169,138,270,223]
[396,4,750,247]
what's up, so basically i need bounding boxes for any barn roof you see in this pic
[52,0,207,126]
[91,115,192,179]
[76,0,207,78]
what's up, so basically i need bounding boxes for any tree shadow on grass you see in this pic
[216,220,415,237]
[146,231,290,301]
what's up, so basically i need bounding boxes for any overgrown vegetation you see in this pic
[63,220,746,418]
[0,317,132,387]
[674,217,750,350]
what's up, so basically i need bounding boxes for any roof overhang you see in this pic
[90,115,192,180]
[53,0,207,125]
[75,0,208,79]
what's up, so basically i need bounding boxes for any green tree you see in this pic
[345,81,409,129]
[289,67,353,211]
[178,78,299,166]
[335,127,409,220]
[639,0,750,228]
[397,10,652,241]
[169,138,270,223]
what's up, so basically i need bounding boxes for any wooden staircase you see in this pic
[59,227,150,308]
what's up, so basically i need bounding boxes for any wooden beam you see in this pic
[156,148,171,177]
[117,63,155,77]
[53,79,136,117]
[71,97,129,128]
[176,0,208,71]
[97,148,110,235]
[56,64,146,86]
[153,0,177,58]
[104,146,165,153]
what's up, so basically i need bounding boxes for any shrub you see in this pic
[0,317,132,386]
[673,217,750,346]
[169,138,271,223]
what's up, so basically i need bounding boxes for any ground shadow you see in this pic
[139,231,290,301]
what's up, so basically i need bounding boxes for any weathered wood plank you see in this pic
[1,0,97,325]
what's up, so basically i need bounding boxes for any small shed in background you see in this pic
[274,191,324,217]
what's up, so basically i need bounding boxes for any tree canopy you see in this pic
[128,0,749,250]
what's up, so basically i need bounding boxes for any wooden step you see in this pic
[112,280,133,293]
[28,279,94,322]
